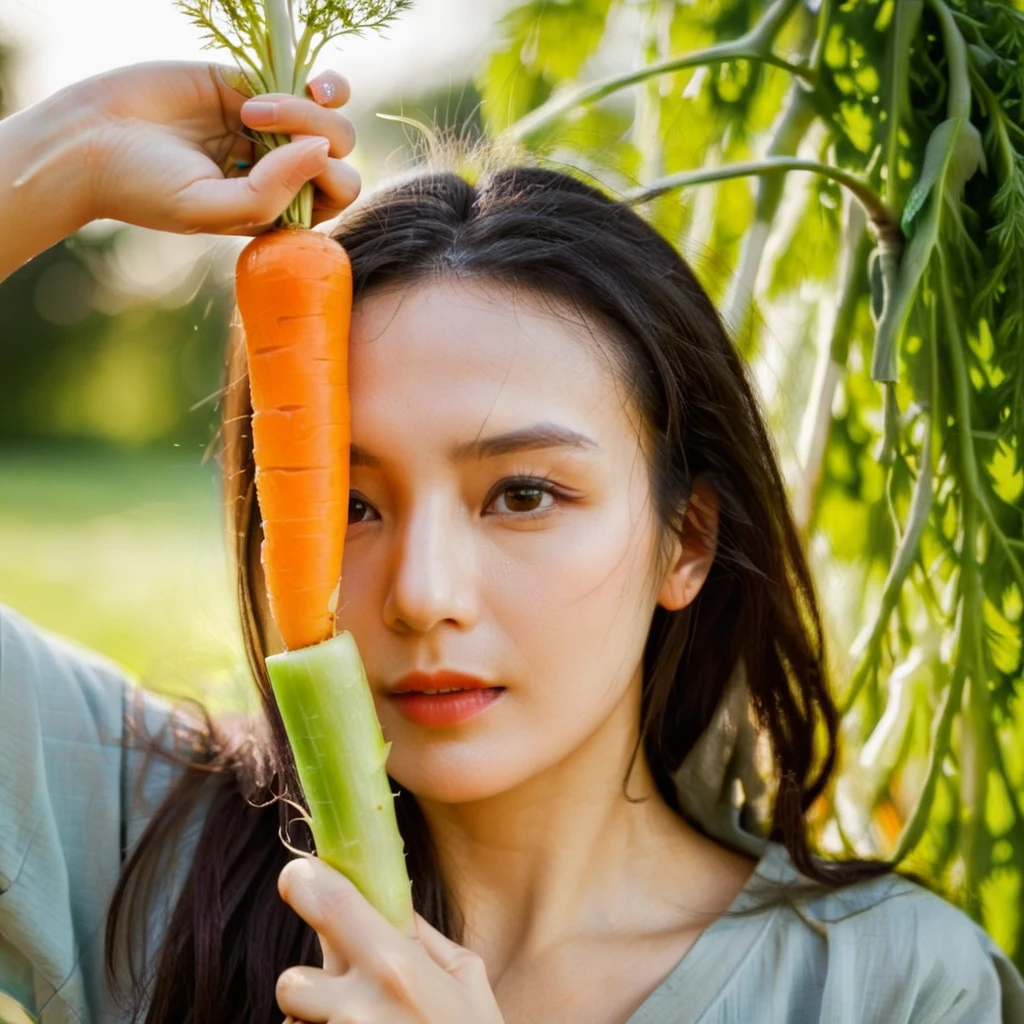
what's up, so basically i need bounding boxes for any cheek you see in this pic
[330,545,398,648]
[497,503,661,683]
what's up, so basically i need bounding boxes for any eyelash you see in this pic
[347,476,572,525]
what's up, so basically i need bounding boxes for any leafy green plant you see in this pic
[480,0,1024,965]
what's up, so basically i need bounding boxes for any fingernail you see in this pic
[289,858,317,885]
[310,79,337,105]
[217,66,255,98]
[243,101,277,126]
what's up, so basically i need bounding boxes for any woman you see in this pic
[1,61,1021,1024]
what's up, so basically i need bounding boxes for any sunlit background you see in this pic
[0,0,508,703]
[2,0,1022,970]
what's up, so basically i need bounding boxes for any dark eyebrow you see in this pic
[349,423,598,468]
[451,424,599,462]
[350,444,382,468]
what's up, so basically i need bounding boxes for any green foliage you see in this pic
[0,229,232,447]
[958,0,1024,456]
[176,0,412,87]
[296,0,413,36]
[480,0,615,133]
[480,0,1024,967]
[174,0,272,86]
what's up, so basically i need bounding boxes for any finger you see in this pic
[279,858,413,974]
[241,98,357,159]
[413,914,490,985]
[309,159,362,223]
[176,137,329,234]
[277,965,347,1023]
[307,71,351,108]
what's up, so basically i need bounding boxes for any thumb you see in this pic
[180,137,329,234]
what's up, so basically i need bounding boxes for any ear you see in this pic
[656,478,720,612]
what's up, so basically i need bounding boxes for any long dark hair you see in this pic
[107,166,886,1022]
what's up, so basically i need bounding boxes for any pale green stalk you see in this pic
[721,84,817,332]
[626,156,895,233]
[792,202,869,533]
[268,633,414,932]
[265,0,296,93]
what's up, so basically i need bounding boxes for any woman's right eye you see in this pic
[348,494,378,525]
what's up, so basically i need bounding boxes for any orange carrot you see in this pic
[235,226,352,651]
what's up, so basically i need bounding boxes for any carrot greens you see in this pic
[176,0,411,225]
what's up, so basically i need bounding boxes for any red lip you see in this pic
[387,672,505,728]
[389,671,498,695]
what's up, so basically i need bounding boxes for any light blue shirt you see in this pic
[2,603,1023,1023]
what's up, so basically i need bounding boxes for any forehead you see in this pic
[348,278,632,437]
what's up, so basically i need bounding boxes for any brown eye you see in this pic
[492,485,553,514]
[348,495,376,524]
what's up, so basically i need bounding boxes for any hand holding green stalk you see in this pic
[15,60,358,243]
[176,0,411,225]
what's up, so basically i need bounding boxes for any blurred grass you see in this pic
[0,442,253,711]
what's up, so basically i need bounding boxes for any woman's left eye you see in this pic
[487,479,560,515]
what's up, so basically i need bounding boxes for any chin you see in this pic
[388,746,532,805]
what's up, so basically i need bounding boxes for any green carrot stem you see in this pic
[265,0,296,93]
[176,0,412,228]
[507,0,809,142]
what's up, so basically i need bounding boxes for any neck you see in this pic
[415,689,704,972]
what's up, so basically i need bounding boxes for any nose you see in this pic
[382,495,479,634]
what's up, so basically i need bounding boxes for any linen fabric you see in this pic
[2,604,1023,1023]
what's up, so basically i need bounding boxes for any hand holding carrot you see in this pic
[277,858,506,1024]
[78,61,360,235]
[24,61,357,237]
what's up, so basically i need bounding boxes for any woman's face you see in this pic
[334,279,699,804]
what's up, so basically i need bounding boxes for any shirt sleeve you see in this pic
[0,605,195,1024]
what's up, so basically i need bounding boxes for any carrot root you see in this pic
[236,227,353,651]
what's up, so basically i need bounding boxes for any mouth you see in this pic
[409,688,484,695]
[389,670,501,695]
[388,672,505,727]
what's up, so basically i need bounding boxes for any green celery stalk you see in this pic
[268,631,414,932]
